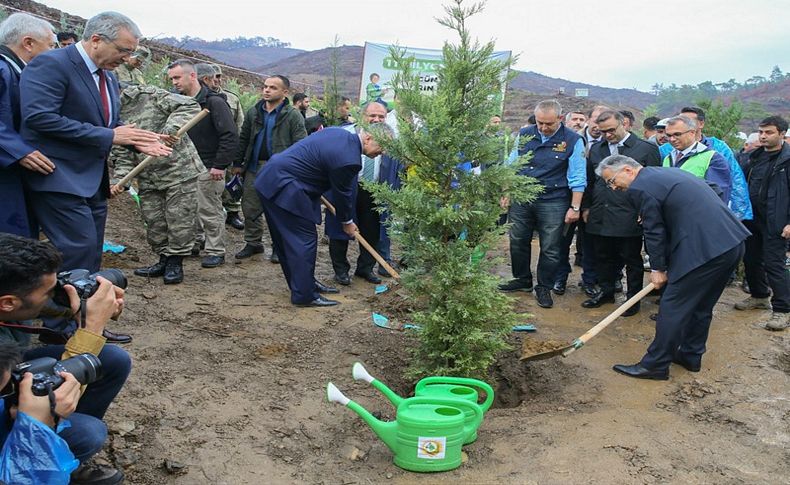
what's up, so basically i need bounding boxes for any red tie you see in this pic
[97,69,110,125]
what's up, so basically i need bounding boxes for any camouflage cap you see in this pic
[194,63,215,79]
[132,45,151,59]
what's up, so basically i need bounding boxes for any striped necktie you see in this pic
[361,156,375,181]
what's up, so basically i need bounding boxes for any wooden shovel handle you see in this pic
[320,195,400,280]
[562,282,656,357]
[114,109,210,188]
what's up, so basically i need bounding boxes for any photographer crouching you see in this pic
[0,233,129,484]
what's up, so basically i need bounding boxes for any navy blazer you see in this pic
[629,167,750,282]
[255,127,362,224]
[0,55,36,236]
[20,45,119,197]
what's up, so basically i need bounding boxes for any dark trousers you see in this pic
[556,221,598,285]
[23,344,131,462]
[29,190,107,272]
[743,218,790,313]
[592,234,643,296]
[260,195,319,304]
[328,187,380,277]
[640,243,744,370]
[508,199,567,289]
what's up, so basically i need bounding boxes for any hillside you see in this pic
[158,37,304,72]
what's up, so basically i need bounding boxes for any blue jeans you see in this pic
[508,199,567,289]
[59,413,107,463]
[23,344,131,461]
[554,221,598,285]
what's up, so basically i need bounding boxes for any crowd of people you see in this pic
[0,7,787,484]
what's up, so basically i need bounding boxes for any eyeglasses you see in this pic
[99,35,135,55]
[605,169,622,188]
[665,130,692,139]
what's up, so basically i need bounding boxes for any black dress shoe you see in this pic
[226,212,245,230]
[672,354,701,372]
[378,265,392,277]
[294,295,339,307]
[582,292,615,308]
[354,271,382,284]
[552,280,567,295]
[134,255,167,277]
[314,279,340,294]
[621,302,640,317]
[103,329,133,344]
[581,283,598,297]
[333,273,351,286]
[498,279,533,292]
[535,287,553,308]
[612,363,669,380]
[201,255,225,268]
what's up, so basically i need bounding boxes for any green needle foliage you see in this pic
[366,0,542,379]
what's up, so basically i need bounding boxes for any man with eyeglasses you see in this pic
[598,156,749,380]
[582,110,660,314]
[19,11,170,289]
[661,115,731,203]
[500,99,587,309]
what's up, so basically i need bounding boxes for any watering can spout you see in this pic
[326,382,398,452]
[352,362,405,407]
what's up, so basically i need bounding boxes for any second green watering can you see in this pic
[352,362,494,444]
[327,382,482,472]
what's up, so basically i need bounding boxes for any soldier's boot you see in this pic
[134,255,167,277]
[163,256,184,285]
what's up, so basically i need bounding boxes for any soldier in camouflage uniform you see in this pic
[111,84,206,284]
[212,64,247,230]
[114,45,149,85]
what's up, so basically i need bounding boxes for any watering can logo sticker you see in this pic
[417,436,446,459]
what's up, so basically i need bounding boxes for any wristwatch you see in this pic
[570,205,580,212]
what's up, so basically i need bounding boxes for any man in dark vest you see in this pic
[583,110,661,315]
[599,156,749,380]
[499,99,587,308]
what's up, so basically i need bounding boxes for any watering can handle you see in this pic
[415,377,495,413]
[404,397,484,440]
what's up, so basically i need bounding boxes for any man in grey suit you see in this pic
[598,156,750,380]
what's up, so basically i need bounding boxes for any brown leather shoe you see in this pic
[102,329,132,344]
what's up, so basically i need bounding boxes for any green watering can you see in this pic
[327,382,482,472]
[352,362,494,444]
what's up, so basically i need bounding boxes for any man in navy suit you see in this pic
[0,13,57,237]
[20,11,169,273]
[599,156,750,380]
[256,124,392,307]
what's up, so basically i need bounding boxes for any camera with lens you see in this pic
[51,269,128,308]
[1,354,102,399]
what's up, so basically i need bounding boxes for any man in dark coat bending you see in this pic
[255,124,391,307]
[598,155,750,380]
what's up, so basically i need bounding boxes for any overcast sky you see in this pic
[40,0,789,92]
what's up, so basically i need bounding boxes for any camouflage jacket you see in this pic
[218,87,245,131]
[115,64,145,86]
[112,85,206,189]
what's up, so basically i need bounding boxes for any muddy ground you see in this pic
[95,196,789,485]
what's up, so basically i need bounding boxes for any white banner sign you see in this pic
[359,42,511,109]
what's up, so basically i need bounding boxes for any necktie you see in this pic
[97,69,110,125]
[361,156,375,182]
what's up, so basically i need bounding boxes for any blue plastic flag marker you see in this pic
[512,324,537,332]
[102,241,126,254]
[372,313,391,328]
[375,285,389,295]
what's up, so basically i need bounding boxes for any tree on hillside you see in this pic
[366,0,542,378]
[696,98,743,149]
[770,65,784,83]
